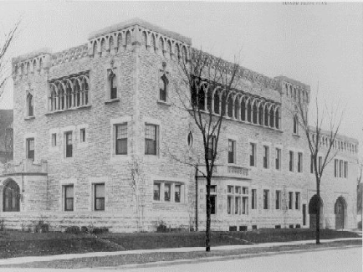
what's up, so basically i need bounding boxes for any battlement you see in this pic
[89,18,191,45]
[11,18,302,94]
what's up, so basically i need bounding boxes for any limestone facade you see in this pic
[0,18,359,232]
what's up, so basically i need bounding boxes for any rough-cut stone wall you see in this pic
[2,19,359,232]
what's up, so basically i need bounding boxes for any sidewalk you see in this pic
[0,237,360,266]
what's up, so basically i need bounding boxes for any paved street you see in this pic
[0,246,361,272]
[117,247,362,272]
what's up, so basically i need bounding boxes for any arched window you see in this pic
[58,84,65,110]
[159,74,168,102]
[293,115,298,134]
[252,101,258,124]
[269,107,275,128]
[73,80,80,107]
[50,85,57,111]
[27,93,34,117]
[221,93,227,116]
[81,77,89,105]
[227,95,233,118]
[264,105,269,126]
[247,100,252,122]
[258,104,264,125]
[234,98,239,120]
[109,70,118,100]
[3,180,20,212]
[66,82,72,109]
[275,108,280,129]
[198,87,205,111]
[214,91,220,114]
[240,98,246,121]
[206,88,213,112]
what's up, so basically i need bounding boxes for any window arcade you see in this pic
[49,72,89,112]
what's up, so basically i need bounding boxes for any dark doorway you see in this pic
[302,204,306,226]
[308,195,323,229]
[335,197,346,230]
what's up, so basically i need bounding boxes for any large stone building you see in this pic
[0,18,359,232]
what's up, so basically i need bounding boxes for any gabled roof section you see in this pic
[88,17,192,45]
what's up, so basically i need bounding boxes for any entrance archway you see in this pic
[308,194,324,229]
[2,179,20,212]
[334,196,347,230]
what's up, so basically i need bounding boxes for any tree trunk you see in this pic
[316,179,321,244]
[205,175,211,252]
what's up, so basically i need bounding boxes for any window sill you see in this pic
[24,116,35,120]
[157,100,171,106]
[153,201,185,206]
[105,98,120,104]
[292,133,300,138]
[46,105,91,115]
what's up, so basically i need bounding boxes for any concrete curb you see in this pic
[105,244,361,271]
[0,237,360,266]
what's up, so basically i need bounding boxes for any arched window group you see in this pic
[190,81,281,130]
[49,73,89,112]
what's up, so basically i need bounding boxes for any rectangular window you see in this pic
[235,196,240,215]
[164,183,171,202]
[275,148,281,170]
[334,159,338,177]
[207,136,215,160]
[263,146,269,169]
[289,192,293,209]
[80,128,86,143]
[175,185,181,203]
[344,161,348,178]
[153,183,161,201]
[210,195,216,215]
[26,138,34,160]
[275,190,281,209]
[289,151,294,172]
[227,195,233,214]
[251,189,257,209]
[297,152,303,173]
[242,197,248,214]
[65,131,72,158]
[145,124,158,155]
[64,185,74,211]
[339,160,343,178]
[263,190,269,209]
[115,123,128,155]
[94,184,105,211]
[250,143,256,167]
[318,156,323,173]
[52,133,57,147]
[228,139,235,164]
[295,192,300,210]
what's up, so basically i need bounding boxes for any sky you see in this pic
[0,1,362,153]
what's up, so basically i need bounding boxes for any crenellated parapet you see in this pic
[275,75,311,103]
[87,18,191,61]
[194,50,281,93]
[12,49,52,79]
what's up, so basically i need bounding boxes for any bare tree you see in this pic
[0,21,20,98]
[170,49,239,252]
[294,90,343,244]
